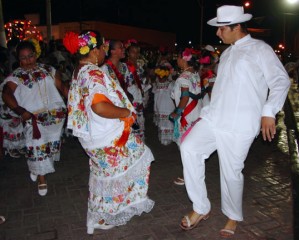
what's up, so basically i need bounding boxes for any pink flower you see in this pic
[182,48,192,61]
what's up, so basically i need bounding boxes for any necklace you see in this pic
[183,66,193,72]
[80,61,95,65]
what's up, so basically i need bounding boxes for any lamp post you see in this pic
[197,0,204,47]
[0,0,6,48]
[283,0,299,62]
[46,0,52,43]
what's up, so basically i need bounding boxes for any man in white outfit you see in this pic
[179,5,290,238]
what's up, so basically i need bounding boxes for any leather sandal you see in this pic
[180,211,210,231]
[220,228,235,238]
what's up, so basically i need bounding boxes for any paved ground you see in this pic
[0,108,293,240]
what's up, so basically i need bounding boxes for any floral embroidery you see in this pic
[34,108,67,126]
[27,140,61,161]
[13,63,53,88]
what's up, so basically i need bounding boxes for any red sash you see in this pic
[201,69,214,80]
[180,99,198,128]
[126,61,143,92]
[106,60,127,92]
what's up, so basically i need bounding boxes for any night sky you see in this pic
[2,0,299,47]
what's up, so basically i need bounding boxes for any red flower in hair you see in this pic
[63,32,79,54]
[89,31,96,37]
[191,49,201,55]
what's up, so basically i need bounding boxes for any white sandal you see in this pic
[30,173,37,182]
[174,177,185,185]
[38,182,47,196]
[0,216,6,225]
[87,220,115,234]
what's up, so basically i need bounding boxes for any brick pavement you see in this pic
[0,110,293,240]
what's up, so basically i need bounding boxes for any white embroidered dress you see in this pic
[153,78,175,145]
[4,63,66,175]
[67,64,154,227]
[171,71,202,145]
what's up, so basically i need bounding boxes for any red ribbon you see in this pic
[201,69,214,80]
[180,99,198,128]
[31,115,41,139]
[106,60,128,93]
[126,61,143,92]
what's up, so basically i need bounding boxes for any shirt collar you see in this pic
[234,34,251,46]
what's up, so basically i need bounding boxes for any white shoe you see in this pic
[87,222,115,234]
[30,173,37,182]
[38,182,47,196]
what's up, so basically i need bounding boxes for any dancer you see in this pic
[2,40,68,196]
[63,30,154,234]
[179,5,290,238]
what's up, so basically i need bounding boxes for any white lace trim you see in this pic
[87,198,154,226]
[27,152,60,175]
[89,146,154,196]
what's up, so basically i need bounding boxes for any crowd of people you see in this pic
[0,5,291,238]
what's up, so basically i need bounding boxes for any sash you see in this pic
[105,60,127,93]
[126,61,143,92]
[180,99,198,128]
[92,93,132,148]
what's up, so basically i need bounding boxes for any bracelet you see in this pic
[127,110,132,118]
[174,107,183,115]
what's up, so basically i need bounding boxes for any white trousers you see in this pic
[180,119,255,221]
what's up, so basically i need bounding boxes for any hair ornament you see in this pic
[154,65,171,79]
[182,48,201,61]
[124,38,138,49]
[25,38,41,58]
[63,31,98,55]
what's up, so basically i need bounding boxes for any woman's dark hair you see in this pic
[16,41,36,58]
[126,42,140,54]
[107,39,122,58]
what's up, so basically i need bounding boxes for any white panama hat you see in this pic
[207,5,252,27]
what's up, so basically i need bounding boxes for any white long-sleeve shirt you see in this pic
[200,34,290,136]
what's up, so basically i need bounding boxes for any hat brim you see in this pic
[207,14,252,26]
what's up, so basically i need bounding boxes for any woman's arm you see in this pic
[170,86,189,119]
[2,81,32,120]
[91,101,131,119]
[54,70,69,99]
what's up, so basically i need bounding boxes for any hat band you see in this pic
[217,21,231,24]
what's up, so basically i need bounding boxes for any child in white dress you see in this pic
[153,65,175,145]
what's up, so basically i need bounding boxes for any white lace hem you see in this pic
[27,151,60,175]
[89,146,154,196]
[87,198,154,226]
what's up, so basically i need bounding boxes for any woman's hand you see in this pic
[169,112,179,120]
[21,111,32,121]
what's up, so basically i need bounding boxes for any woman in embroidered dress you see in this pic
[0,49,25,158]
[102,40,132,100]
[63,31,154,234]
[153,65,175,145]
[125,40,145,140]
[2,40,68,196]
[170,48,205,186]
